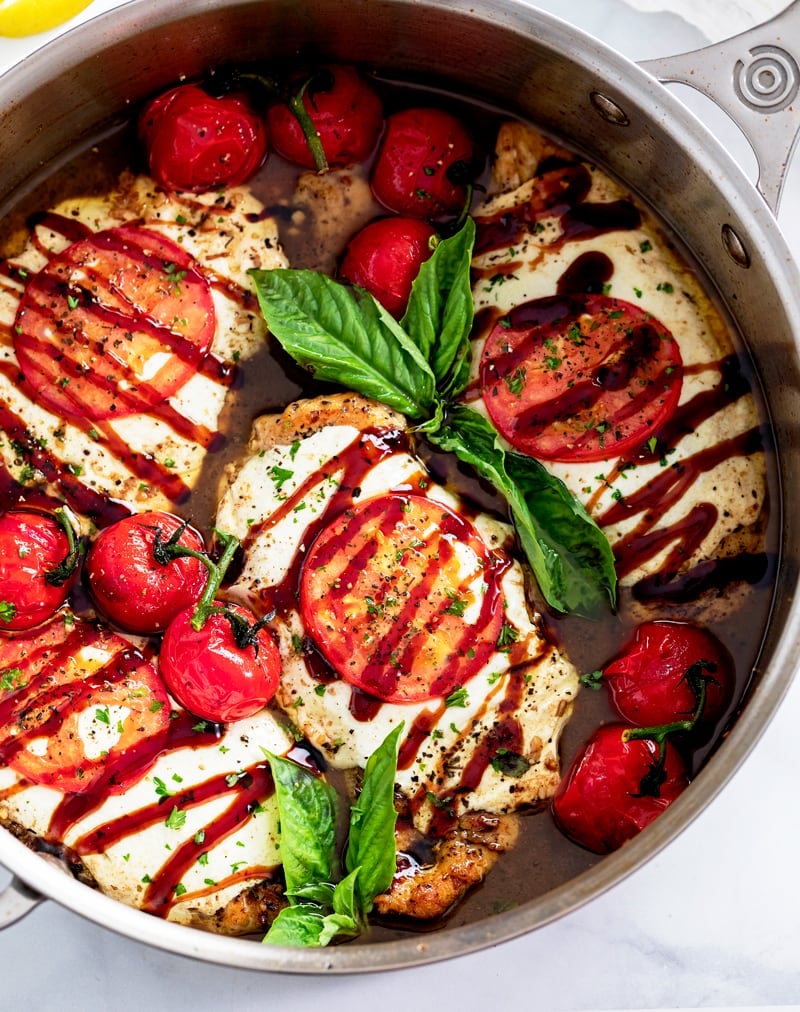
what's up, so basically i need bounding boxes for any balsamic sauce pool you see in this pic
[0,69,779,942]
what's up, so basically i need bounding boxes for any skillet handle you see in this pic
[640,0,800,213]
[0,874,44,928]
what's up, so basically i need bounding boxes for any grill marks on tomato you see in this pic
[480,293,683,462]
[301,493,507,703]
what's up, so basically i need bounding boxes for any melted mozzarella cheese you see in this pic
[0,705,293,928]
[216,397,580,834]
[470,143,766,593]
[0,175,286,515]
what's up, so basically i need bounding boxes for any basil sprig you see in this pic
[249,269,437,422]
[263,724,402,947]
[430,406,617,617]
[249,218,617,618]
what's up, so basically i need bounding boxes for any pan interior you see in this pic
[0,0,798,974]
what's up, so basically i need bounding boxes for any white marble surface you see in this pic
[2,1,800,1009]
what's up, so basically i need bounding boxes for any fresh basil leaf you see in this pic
[345,723,402,913]
[262,903,328,947]
[430,406,617,618]
[266,751,338,895]
[289,882,336,907]
[318,911,360,947]
[249,268,437,421]
[401,217,475,396]
[331,867,361,923]
[503,448,617,616]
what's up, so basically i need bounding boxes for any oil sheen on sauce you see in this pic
[0,77,779,939]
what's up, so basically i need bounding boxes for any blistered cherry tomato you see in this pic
[159,602,281,723]
[603,620,734,729]
[0,509,77,631]
[267,64,383,169]
[479,293,683,462]
[552,723,689,854]
[14,225,216,424]
[139,83,267,192]
[85,511,208,635]
[300,492,505,703]
[339,216,437,317]
[370,107,477,219]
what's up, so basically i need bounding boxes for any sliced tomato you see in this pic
[0,617,171,794]
[479,293,683,462]
[13,225,216,423]
[300,492,505,703]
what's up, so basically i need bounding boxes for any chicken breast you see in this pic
[216,393,580,837]
[0,172,286,522]
[0,614,298,934]
[469,122,767,612]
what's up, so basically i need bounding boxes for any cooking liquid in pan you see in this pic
[0,70,779,941]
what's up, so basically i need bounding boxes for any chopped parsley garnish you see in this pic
[445,686,469,708]
[269,464,294,492]
[165,806,187,831]
[0,667,25,692]
[0,601,16,624]
[580,669,604,690]
[496,623,519,649]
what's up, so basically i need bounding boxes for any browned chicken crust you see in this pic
[375,812,521,921]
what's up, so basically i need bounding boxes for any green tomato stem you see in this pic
[45,507,83,586]
[288,78,329,173]
[189,530,241,632]
[622,665,711,747]
[229,69,327,171]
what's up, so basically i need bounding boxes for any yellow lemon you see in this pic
[0,0,94,37]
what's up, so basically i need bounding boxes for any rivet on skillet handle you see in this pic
[0,874,44,928]
[639,0,800,216]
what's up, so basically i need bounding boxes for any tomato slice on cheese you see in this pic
[479,293,683,462]
[300,492,506,703]
[13,225,216,423]
[0,617,171,794]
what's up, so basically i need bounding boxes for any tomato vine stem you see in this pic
[45,507,83,586]
[622,659,716,797]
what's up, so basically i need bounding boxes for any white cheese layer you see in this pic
[0,175,286,515]
[470,157,766,592]
[216,405,580,834]
[0,702,293,928]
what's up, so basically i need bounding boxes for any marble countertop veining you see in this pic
[1,1,799,1009]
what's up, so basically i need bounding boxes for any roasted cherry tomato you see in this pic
[370,107,478,219]
[14,225,216,424]
[603,620,734,729]
[267,64,383,170]
[85,511,208,635]
[0,508,78,632]
[339,216,438,317]
[159,602,281,723]
[479,293,683,462]
[139,83,268,191]
[552,723,689,854]
[0,617,171,794]
[300,492,505,703]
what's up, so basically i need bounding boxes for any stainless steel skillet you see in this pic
[0,0,799,974]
